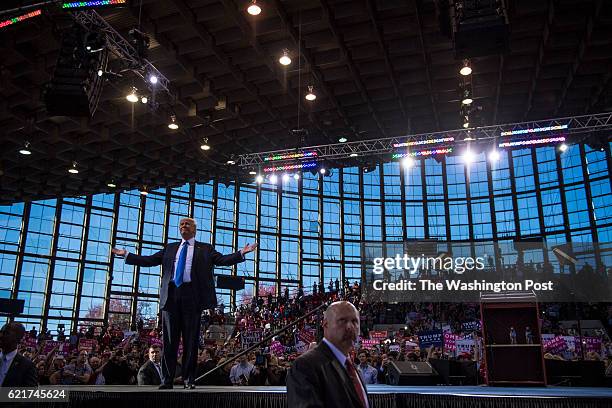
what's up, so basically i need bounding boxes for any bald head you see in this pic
[323,301,359,321]
[323,301,360,355]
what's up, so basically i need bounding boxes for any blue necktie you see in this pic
[174,241,189,287]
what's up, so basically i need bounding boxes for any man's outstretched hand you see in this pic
[240,242,258,256]
[111,248,127,257]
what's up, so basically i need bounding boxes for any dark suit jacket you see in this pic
[126,241,244,311]
[286,341,369,408]
[1,353,38,387]
[137,360,162,385]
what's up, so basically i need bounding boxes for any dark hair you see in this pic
[5,322,26,342]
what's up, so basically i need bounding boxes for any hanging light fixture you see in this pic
[459,59,472,76]
[461,89,473,105]
[305,85,316,101]
[107,181,117,188]
[68,161,79,174]
[19,141,32,155]
[279,49,291,66]
[140,185,149,195]
[247,0,261,15]
[200,138,210,150]
[168,115,179,130]
[126,87,138,103]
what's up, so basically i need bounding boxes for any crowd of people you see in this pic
[3,279,612,387]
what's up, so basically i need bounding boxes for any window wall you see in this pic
[0,142,611,330]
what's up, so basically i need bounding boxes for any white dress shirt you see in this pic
[174,238,195,283]
[0,349,18,385]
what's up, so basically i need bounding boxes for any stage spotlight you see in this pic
[282,174,290,182]
[401,157,415,168]
[488,150,501,162]
[350,153,358,157]
[293,173,300,180]
[462,149,475,164]
[559,143,568,152]
[140,96,148,104]
[107,181,116,188]
[459,59,472,76]
[97,69,103,77]
[319,168,326,174]
[128,28,150,59]
[226,159,236,165]
[149,74,158,84]
[247,0,261,15]
[256,175,264,183]
[279,49,292,66]
[126,88,138,103]
[140,186,149,195]
[84,31,106,53]
[269,174,278,184]
[339,137,348,143]
[19,142,32,155]
[249,170,256,175]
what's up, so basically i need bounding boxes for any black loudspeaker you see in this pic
[387,361,441,385]
[452,0,509,58]
[216,275,245,291]
[44,24,107,117]
[0,298,25,316]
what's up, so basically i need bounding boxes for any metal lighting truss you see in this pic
[71,9,171,96]
[238,112,612,167]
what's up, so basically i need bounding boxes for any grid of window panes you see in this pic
[0,143,611,330]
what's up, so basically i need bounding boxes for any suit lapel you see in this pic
[191,241,201,282]
[168,242,179,273]
[5,354,21,383]
[319,342,364,408]
[330,358,364,408]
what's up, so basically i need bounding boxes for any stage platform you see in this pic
[32,385,611,408]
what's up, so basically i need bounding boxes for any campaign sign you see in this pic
[418,330,443,348]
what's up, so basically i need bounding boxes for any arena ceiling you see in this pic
[1,0,612,204]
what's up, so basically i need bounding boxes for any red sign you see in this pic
[369,331,387,340]
[79,338,98,353]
